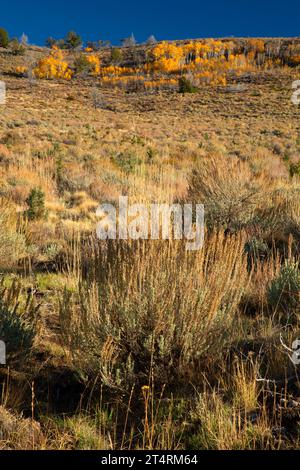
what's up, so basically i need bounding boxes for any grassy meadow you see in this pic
[1,36,300,449]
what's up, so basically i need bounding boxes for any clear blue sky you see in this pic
[1,0,299,46]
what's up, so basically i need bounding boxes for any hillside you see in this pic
[1,37,300,449]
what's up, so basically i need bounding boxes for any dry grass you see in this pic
[1,40,300,449]
[59,232,248,390]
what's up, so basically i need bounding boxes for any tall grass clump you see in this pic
[26,187,46,220]
[59,232,248,391]
[0,279,38,364]
[267,261,300,321]
[188,389,273,450]
[188,154,264,232]
[0,198,26,269]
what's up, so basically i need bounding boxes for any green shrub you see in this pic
[26,187,46,220]
[110,48,123,64]
[0,305,36,359]
[113,151,141,174]
[0,28,9,48]
[244,238,269,268]
[65,31,82,50]
[267,261,300,318]
[45,37,57,48]
[74,54,94,75]
[289,162,300,178]
[9,38,25,56]
[0,279,37,362]
[59,234,247,391]
[178,76,198,93]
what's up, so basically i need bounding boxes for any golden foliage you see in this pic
[33,46,73,80]
[85,53,101,75]
[15,65,28,76]
[247,38,265,54]
[13,37,296,88]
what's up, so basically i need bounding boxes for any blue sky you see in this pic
[1,0,299,45]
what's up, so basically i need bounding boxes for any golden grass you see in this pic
[1,42,300,449]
